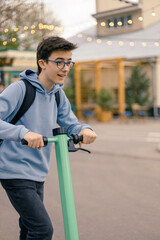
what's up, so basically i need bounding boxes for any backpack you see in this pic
[0,79,60,143]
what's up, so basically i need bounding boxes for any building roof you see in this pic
[0,49,36,59]
[0,49,36,71]
[69,21,160,62]
[92,4,142,19]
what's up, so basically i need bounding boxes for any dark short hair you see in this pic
[37,36,77,74]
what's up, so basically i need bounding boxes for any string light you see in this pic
[54,26,59,31]
[48,25,54,30]
[128,19,132,25]
[154,42,159,47]
[24,26,28,30]
[101,22,106,27]
[87,37,92,42]
[151,8,156,16]
[107,40,112,45]
[14,27,19,32]
[43,24,47,29]
[31,25,36,29]
[119,41,124,46]
[1,3,159,36]
[130,41,135,47]
[97,39,102,43]
[38,23,55,30]
[75,34,159,48]
[31,30,35,34]
[77,33,83,38]
[3,41,7,45]
[142,42,147,47]
[1,3,160,49]
[138,16,143,21]
[109,22,114,27]
[39,23,43,29]
[137,3,160,21]
[117,21,122,26]
[12,38,16,42]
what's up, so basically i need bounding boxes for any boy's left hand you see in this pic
[79,128,97,145]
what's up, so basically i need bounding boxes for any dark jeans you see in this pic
[1,179,53,240]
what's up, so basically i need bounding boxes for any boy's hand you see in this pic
[23,131,44,150]
[79,128,97,146]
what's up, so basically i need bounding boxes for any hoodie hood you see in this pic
[20,69,63,94]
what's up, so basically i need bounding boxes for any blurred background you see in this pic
[0,0,160,122]
[1,1,160,240]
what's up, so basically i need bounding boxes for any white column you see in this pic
[155,57,160,110]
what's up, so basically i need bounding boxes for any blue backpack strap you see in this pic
[10,79,36,124]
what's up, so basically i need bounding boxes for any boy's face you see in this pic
[39,50,73,86]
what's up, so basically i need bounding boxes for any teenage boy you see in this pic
[0,36,97,240]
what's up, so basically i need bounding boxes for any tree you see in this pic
[96,88,114,111]
[63,69,76,110]
[0,0,61,49]
[126,65,150,110]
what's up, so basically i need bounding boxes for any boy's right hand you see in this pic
[23,131,44,150]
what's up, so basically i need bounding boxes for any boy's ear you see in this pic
[38,59,46,70]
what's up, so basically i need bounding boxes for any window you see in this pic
[108,19,114,28]
[107,15,132,29]
[127,15,132,25]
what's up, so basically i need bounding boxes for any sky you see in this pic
[43,0,96,38]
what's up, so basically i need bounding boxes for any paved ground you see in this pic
[1,118,160,240]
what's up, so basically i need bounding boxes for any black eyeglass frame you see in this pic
[43,59,75,69]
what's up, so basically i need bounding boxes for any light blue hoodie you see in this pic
[0,69,91,181]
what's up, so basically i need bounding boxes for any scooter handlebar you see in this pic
[21,136,48,146]
[21,135,83,146]
[71,134,83,144]
[21,134,90,153]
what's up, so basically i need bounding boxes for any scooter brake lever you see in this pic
[68,135,91,153]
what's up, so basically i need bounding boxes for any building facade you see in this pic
[69,0,160,118]
[0,49,36,91]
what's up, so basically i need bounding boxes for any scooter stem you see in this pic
[53,128,79,240]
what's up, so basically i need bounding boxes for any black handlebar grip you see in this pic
[21,139,28,145]
[79,135,83,142]
[43,136,48,146]
[21,136,48,146]
[71,134,83,144]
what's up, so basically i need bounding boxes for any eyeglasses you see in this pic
[43,59,75,70]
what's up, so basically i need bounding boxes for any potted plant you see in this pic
[96,88,114,122]
[126,66,150,111]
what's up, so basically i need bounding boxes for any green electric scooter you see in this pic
[21,127,91,240]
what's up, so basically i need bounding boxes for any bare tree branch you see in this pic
[0,0,61,49]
